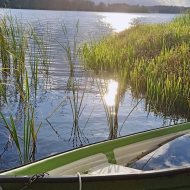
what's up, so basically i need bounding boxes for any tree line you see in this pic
[0,0,189,13]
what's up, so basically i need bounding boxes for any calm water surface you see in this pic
[0,9,185,170]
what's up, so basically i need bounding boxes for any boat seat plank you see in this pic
[48,153,108,176]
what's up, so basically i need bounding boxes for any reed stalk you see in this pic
[59,21,89,146]
[0,106,42,164]
[0,15,50,164]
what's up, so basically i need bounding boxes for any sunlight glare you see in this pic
[104,80,118,107]
[99,13,142,32]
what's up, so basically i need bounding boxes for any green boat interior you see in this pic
[47,131,190,176]
[1,123,190,177]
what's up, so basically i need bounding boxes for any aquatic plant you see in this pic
[0,16,28,85]
[0,106,42,164]
[0,14,51,103]
[58,21,89,147]
[0,15,51,164]
[82,13,190,120]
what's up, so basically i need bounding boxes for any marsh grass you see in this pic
[0,15,28,102]
[30,28,51,72]
[28,28,51,98]
[0,15,51,102]
[0,15,51,163]
[0,106,42,164]
[0,16,28,84]
[82,13,190,119]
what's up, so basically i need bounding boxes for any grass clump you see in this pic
[82,13,190,119]
[0,15,50,103]
[0,106,42,164]
[0,15,50,164]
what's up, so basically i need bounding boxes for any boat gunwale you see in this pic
[1,122,190,176]
[1,165,190,183]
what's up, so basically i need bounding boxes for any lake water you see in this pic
[0,9,184,170]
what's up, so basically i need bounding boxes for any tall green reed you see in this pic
[0,106,42,164]
[0,63,41,164]
[0,16,28,84]
[0,15,50,163]
[0,15,50,102]
[58,21,89,146]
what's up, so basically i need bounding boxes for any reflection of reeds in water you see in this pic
[59,21,89,147]
[94,74,145,139]
[67,77,89,146]
[97,78,121,140]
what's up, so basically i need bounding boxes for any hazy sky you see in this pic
[93,0,190,7]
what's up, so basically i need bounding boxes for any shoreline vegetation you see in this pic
[82,13,190,120]
[0,0,189,14]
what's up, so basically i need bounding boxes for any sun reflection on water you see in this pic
[104,80,118,107]
[99,13,142,32]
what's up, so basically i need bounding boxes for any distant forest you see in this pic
[0,0,189,13]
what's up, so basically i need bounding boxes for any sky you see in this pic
[92,0,190,7]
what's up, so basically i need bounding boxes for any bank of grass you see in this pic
[82,14,190,119]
